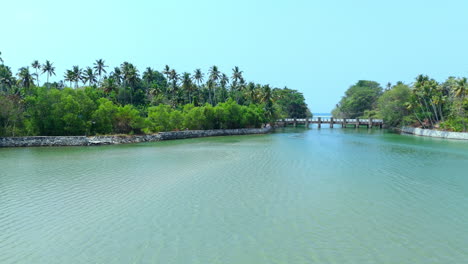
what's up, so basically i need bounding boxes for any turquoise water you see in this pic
[1,127,467,263]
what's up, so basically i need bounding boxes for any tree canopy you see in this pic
[0,53,310,136]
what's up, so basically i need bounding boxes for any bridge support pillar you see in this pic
[356,118,360,128]
[369,118,373,129]
[330,117,334,128]
[343,118,346,128]
[318,117,321,128]
[305,118,309,128]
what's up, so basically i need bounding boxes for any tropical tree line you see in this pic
[0,53,309,136]
[332,75,468,131]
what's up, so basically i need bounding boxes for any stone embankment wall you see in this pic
[0,128,272,148]
[401,127,468,140]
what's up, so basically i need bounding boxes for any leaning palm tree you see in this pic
[16,67,35,89]
[83,67,97,86]
[93,59,107,82]
[31,60,41,86]
[42,60,56,88]
[454,77,467,131]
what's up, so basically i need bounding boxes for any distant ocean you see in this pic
[313,113,332,118]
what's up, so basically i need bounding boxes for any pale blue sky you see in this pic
[2,0,468,112]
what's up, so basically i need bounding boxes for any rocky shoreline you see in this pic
[0,128,272,148]
[400,126,468,140]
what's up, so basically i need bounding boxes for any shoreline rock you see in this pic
[0,128,272,148]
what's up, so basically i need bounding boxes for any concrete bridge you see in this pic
[276,117,384,129]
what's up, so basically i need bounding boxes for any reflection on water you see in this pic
[1,127,467,264]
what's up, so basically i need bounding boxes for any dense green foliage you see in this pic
[332,81,383,118]
[333,76,468,131]
[0,54,309,136]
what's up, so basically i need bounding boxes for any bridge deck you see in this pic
[276,118,383,128]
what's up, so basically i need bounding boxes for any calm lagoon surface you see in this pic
[1,127,467,263]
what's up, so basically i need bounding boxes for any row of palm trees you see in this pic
[407,74,468,131]
[1,54,276,110]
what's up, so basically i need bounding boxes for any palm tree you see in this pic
[121,62,139,88]
[0,65,15,91]
[64,70,75,87]
[42,60,56,88]
[455,77,467,131]
[83,67,97,86]
[111,67,122,85]
[193,69,204,85]
[31,60,41,86]
[143,67,155,84]
[101,77,118,95]
[16,67,35,89]
[72,66,83,88]
[219,73,229,102]
[260,84,274,121]
[0,51,3,65]
[231,66,243,90]
[209,65,220,83]
[163,65,171,80]
[168,69,179,104]
[93,59,107,82]
[208,66,221,104]
[181,72,193,104]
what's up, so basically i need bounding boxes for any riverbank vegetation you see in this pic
[332,75,468,131]
[0,53,309,136]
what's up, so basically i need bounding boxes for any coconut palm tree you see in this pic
[0,65,15,91]
[143,67,155,84]
[93,59,107,82]
[71,66,83,88]
[16,67,35,89]
[208,66,221,104]
[101,77,118,95]
[42,60,56,88]
[163,65,171,80]
[181,72,193,104]
[218,73,229,102]
[111,67,122,85]
[31,60,41,86]
[231,66,243,91]
[168,69,179,104]
[193,69,204,86]
[64,70,75,88]
[121,62,139,88]
[455,77,467,131]
[83,67,97,86]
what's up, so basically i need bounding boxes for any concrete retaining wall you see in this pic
[0,128,271,148]
[401,127,468,140]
